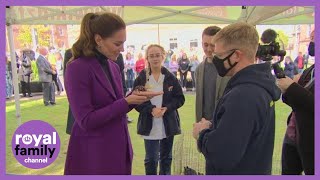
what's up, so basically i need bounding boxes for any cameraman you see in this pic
[193,22,281,174]
[276,30,314,175]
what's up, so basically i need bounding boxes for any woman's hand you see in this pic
[276,76,295,93]
[160,107,167,116]
[125,94,148,105]
[125,90,163,105]
[293,74,301,83]
[152,107,168,118]
[132,90,163,99]
[152,107,163,118]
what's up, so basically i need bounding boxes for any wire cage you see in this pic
[172,131,283,175]
[172,131,206,175]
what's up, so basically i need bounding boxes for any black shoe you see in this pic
[44,103,51,106]
[23,94,27,97]
[50,102,56,105]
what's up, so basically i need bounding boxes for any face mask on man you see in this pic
[308,42,314,57]
[212,49,237,77]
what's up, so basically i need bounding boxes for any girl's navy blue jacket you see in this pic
[133,67,185,137]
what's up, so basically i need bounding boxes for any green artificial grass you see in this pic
[5,94,291,175]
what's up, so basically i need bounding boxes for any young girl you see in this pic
[133,44,185,175]
[169,54,179,77]
[190,54,200,90]
[124,52,135,91]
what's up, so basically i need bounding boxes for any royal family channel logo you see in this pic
[11,120,61,169]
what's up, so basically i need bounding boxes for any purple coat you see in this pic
[64,57,133,175]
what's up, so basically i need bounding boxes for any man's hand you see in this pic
[200,118,212,128]
[193,121,211,140]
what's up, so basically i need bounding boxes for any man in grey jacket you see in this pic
[195,26,230,123]
[36,47,56,106]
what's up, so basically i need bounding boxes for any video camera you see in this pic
[256,41,286,62]
[256,29,286,78]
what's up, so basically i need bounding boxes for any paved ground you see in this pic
[5,91,67,103]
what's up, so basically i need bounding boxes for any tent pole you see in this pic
[121,6,124,19]
[51,25,55,46]
[157,24,160,45]
[6,7,22,126]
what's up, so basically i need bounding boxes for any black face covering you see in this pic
[308,42,315,57]
[213,50,237,77]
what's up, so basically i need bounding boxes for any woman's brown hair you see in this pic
[71,12,126,60]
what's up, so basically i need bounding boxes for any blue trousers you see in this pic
[144,136,174,175]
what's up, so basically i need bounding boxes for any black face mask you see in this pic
[308,42,315,57]
[213,50,238,77]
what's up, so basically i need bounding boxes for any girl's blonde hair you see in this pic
[144,44,166,84]
[171,54,177,61]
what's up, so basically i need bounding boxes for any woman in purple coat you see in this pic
[64,12,161,175]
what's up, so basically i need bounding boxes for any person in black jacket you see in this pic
[63,49,75,135]
[115,53,134,123]
[63,49,72,76]
[134,44,185,175]
[193,22,281,175]
[115,53,127,94]
[284,56,295,79]
[276,30,314,175]
[19,51,33,97]
[178,52,190,91]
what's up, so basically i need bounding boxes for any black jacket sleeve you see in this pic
[282,82,314,113]
[115,54,127,94]
[162,77,185,113]
[63,49,73,76]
